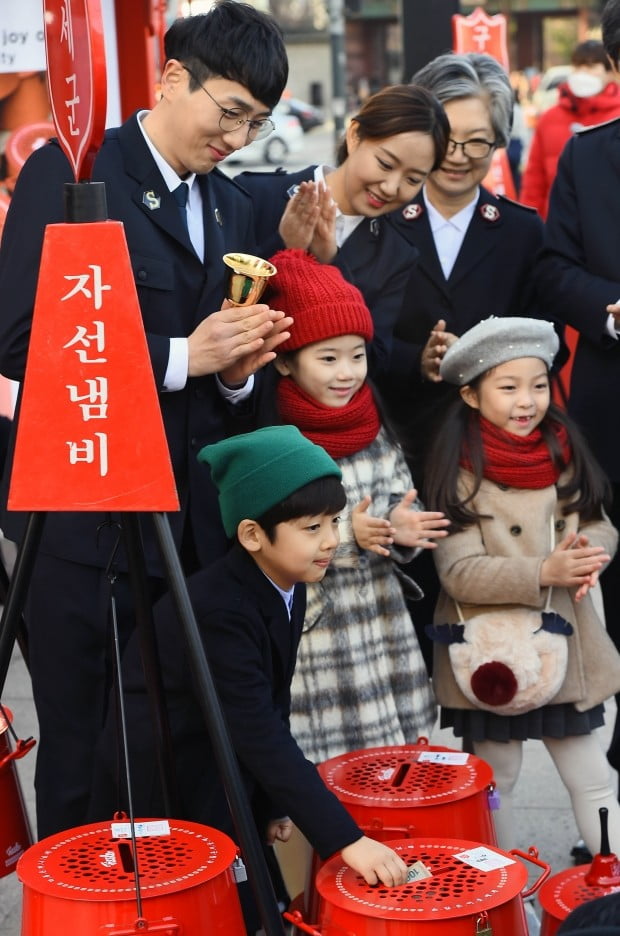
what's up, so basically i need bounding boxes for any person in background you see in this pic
[425,316,620,856]
[507,87,529,195]
[521,40,620,219]
[535,0,620,809]
[235,84,450,383]
[0,1,291,839]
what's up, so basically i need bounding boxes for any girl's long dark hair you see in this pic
[424,388,611,532]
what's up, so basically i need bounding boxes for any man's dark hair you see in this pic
[164,1,288,110]
[602,0,620,70]
[255,476,347,543]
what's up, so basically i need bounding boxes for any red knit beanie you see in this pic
[268,249,374,352]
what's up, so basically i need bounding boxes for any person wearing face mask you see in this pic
[521,40,620,219]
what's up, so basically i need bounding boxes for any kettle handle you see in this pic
[283,911,356,936]
[0,736,36,770]
[510,846,551,898]
[282,911,322,935]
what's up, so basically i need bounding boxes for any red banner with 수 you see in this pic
[44,0,107,181]
[452,6,509,70]
[452,6,515,199]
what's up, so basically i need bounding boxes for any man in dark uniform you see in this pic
[536,0,620,785]
[0,1,290,837]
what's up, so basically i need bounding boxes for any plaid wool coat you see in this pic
[289,427,437,762]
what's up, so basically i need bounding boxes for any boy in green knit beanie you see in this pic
[89,425,408,933]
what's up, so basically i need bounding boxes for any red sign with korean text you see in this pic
[452,6,509,69]
[44,0,107,181]
[452,6,515,199]
[8,222,179,511]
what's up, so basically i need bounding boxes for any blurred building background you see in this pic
[167,1,607,115]
[0,1,611,241]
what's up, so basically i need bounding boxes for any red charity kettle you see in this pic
[538,807,620,935]
[0,703,35,878]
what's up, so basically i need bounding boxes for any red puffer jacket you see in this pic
[521,81,620,218]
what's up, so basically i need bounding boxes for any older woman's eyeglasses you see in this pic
[447,138,496,159]
[183,66,275,141]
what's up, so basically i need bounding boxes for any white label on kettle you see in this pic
[417,752,469,765]
[111,820,171,838]
[454,846,515,871]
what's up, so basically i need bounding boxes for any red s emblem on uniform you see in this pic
[402,203,423,221]
[480,204,500,222]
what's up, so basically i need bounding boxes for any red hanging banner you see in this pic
[8,222,179,512]
[452,6,515,199]
[452,6,509,69]
[43,0,107,181]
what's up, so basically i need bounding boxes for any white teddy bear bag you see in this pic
[428,517,574,715]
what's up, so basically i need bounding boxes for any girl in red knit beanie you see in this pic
[266,248,449,769]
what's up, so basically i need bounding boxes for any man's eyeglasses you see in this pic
[183,66,274,141]
[447,138,496,159]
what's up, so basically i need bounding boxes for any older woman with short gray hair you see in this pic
[382,49,544,428]
[412,52,513,149]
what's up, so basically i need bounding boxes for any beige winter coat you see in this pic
[432,470,620,712]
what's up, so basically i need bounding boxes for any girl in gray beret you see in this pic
[424,316,620,855]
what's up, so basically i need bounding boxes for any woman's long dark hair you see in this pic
[424,384,611,532]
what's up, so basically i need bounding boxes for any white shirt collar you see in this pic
[261,570,295,619]
[423,186,478,234]
[137,110,197,194]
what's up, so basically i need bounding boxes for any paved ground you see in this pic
[1,633,616,935]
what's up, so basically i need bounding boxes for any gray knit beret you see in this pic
[440,317,559,386]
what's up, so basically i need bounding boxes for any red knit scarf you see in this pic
[277,378,381,458]
[461,416,572,489]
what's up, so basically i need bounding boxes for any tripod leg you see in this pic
[0,512,45,698]
[120,513,179,817]
[0,538,29,668]
[151,512,286,936]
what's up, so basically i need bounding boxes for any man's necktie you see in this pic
[172,182,189,233]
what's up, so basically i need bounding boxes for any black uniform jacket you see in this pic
[382,186,545,431]
[89,544,362,860]
[0,115,261,572]
[235,166,420,381]
[536,118,620,481]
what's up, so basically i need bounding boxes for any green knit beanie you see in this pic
[198,426,342,538]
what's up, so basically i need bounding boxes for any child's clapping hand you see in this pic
[352,495,395,555]
[352,491,449,555]
[540,532,610,602]
[389,489,449,549]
